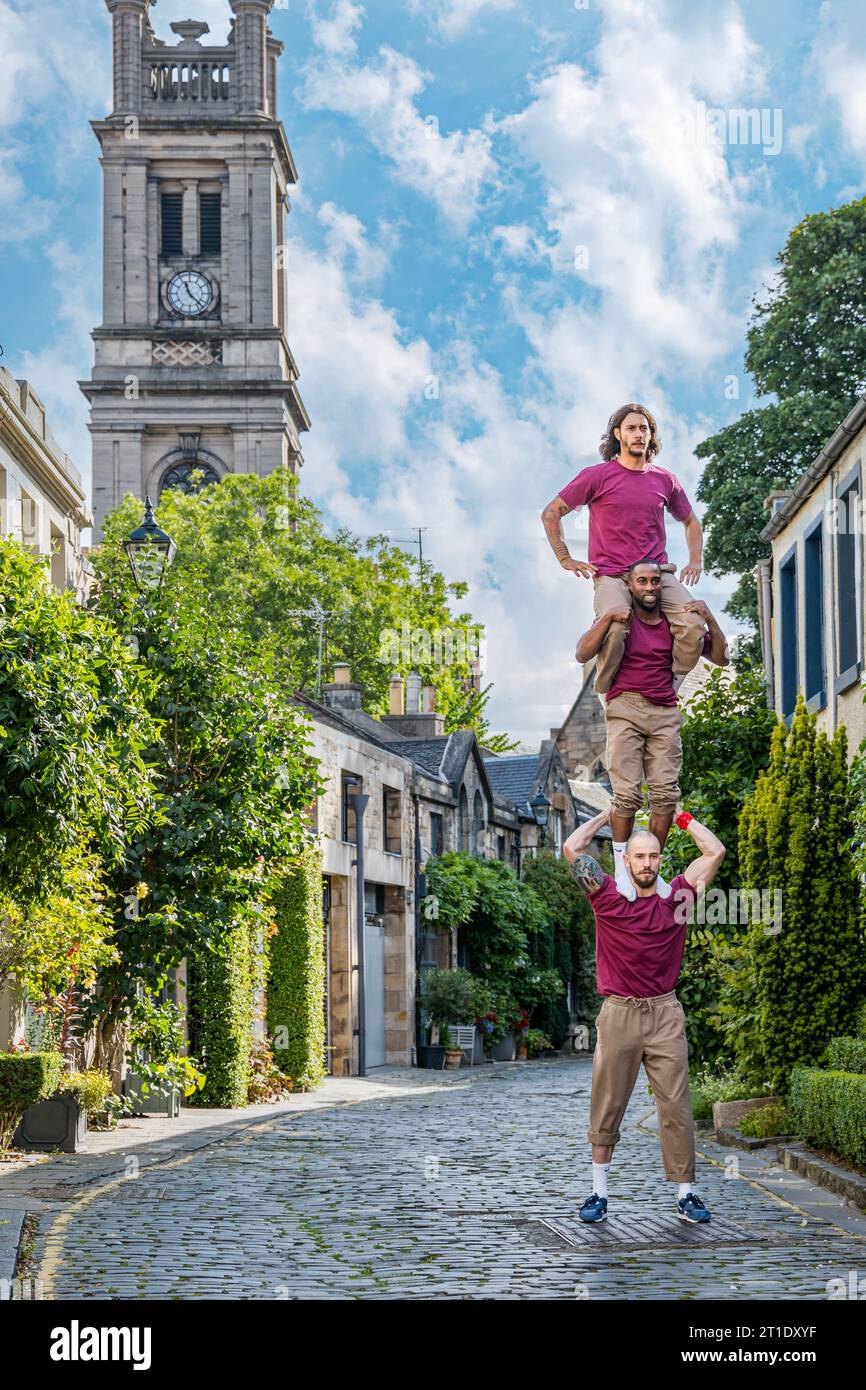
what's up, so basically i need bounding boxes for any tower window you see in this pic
[199,193,222,256]
[161,193,183,256]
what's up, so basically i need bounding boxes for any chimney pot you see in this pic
[406,670,422,714]
[389,673,404,716]
[333,663,350,685]
[422,685,435,713]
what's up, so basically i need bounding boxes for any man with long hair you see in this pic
[563,804,726,1225]
[541,404,706,694]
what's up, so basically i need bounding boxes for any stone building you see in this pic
[0,368,92,1048]
[292,666,587,1076]
[0,368,90,597]
[83,0,309,539]
[757,392,866,753]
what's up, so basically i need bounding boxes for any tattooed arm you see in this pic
[569,852,607,896]
[541,495,598,578]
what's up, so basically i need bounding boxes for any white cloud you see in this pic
[307,0,364,56]
[299,30,498,229]
[410,0,519,41]
[810,1,866,167]
[318,201,391,282]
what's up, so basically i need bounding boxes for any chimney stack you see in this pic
[380,671,445,738]
[321,662,362,714]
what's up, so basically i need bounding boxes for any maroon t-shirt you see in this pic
[588,872,696,997]
[558,456,692,577]
[606,614,712,706]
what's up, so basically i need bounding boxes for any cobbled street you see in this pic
[12,1057,866,1300]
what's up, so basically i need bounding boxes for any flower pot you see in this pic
[712,1096,781,1133]
[417,1045,447,1070]
[472,1033,485,1065]
[444,1050,463,1070]
[14,1090,86,1153]
[491,1030,516,1062]
[516,1041,528,1060]
[124,1072,181,1118]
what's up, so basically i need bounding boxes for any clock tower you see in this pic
[82,0,310,538]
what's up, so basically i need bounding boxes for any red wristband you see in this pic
[675,811,693,830]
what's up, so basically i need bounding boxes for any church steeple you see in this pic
[83,0,310,539]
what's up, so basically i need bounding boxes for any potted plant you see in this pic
[526,1027,553,1059]
[124,996,205,1117]
[441,1024,463,1070]
[512,1008,530,1060]
[1,1048,79,1154]
[419,968,476,1069]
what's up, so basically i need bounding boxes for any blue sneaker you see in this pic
[677,1192,711,1223]
[578,1192,608,1223]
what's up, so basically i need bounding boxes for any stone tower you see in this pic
[82,0,310,538]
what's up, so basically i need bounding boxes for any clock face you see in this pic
[166,270,214,317]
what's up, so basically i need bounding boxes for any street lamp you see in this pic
[530,790,552,848]
[123,496,177,593]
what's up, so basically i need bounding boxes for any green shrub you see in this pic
[0,1051,63,1148]
[525,1028,553,1058]
[789,1066,866,1169]
[188,914,255,1108]
[59,1069,114,1125]
[739,701,865,1096]
[689,1062,757,1120]
[421,967,476,1028]
[825,1036,866,1074]
[266,845,326,1091]
[739,1101,791,1137]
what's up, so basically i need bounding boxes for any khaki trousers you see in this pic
[589,991,695,1182]
[592,564,705,693]
[605,690,682,819]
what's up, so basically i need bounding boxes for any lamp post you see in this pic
[123,496,177,593]
[346,779,370,1077]
[530,790,552,850]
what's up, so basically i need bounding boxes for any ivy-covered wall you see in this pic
[267,844,327,1090]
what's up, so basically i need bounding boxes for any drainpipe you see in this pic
[412,789,425,1062]
[756,559,775,711]
[348,790,369,1077]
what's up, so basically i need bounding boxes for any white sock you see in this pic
[592,1161,611,1199]
[678,1182,697,1200]
[612,842,636,901]
[656,870,672,899]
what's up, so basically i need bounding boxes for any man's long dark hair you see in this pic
[599,403,662,461]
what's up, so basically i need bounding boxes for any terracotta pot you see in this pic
[444,1050,463,1070]
[517,1042,528,1060]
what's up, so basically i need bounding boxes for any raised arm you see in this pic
[680,815,726,890]
[541,495,597,579]
[679,511,703,587]
[563,806,610,862]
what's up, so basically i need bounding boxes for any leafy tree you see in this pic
[696,196,866,628]
[84,506,321,1075]
[0,538,159,902]
[522,849,593,1045]
[146,473,517,750]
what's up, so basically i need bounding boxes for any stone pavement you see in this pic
[5,1056,866,1299]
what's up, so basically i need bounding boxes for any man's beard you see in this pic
[635,593,661,612]
[633,867,659,887]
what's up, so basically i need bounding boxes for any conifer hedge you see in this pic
[738,698,865,1095]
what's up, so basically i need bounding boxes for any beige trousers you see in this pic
[592,564,705,693]
[589,991,695,1182]
[605,690,682,818]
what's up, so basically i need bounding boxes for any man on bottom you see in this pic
[563,805,726,1224]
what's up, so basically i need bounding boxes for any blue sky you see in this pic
[1,0,865,743]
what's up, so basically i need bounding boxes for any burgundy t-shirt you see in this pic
[558,456,692,577]
[606,614,712,706]
[588,872,696,997]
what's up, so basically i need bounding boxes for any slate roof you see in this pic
[482,753,540,813]
[394,737,451,777]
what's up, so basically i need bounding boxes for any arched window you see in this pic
[159,460,220,497]
[458,786,469,853]
[473,789,484,856]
